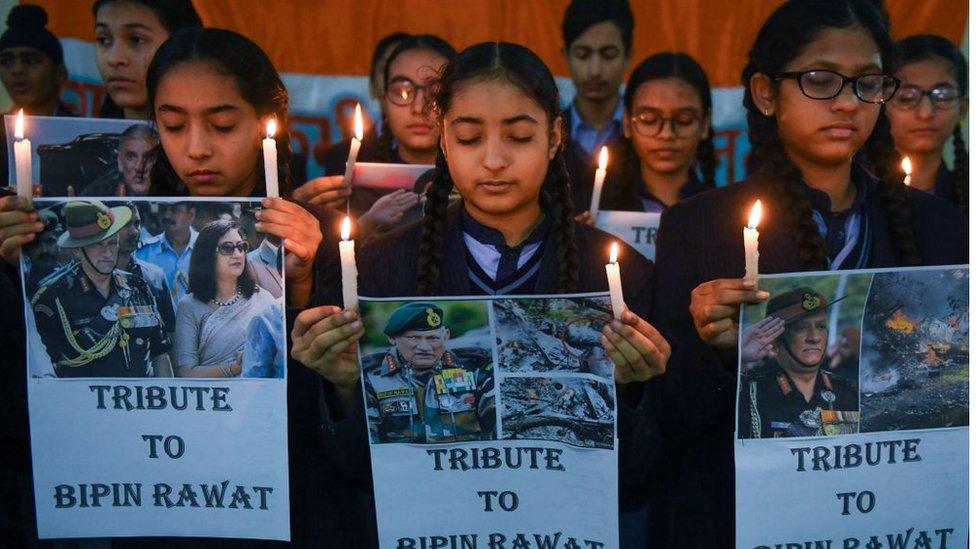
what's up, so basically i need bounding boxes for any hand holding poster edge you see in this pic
[356,292,621,547]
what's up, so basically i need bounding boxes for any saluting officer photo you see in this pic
[27,200,173,378]
[359,301,496,444]
[738,286,860,439]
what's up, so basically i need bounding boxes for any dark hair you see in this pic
[93,0,203,119]
[893,34,968,214]
[370,32,411,94]
[562,0,634,52]
[622,52,716,188]
[188,219,256,303]
[742,0,921,269]
[145,27,292,197]
[417,41,579,295]
[375,34,457,162]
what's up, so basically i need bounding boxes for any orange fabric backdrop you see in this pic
[35,0,967,87]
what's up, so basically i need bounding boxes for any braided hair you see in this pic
[416,42,580,295]
[892,34,969,214]
[621,52,717,189]
[145,27,292,197]
[742,0,921,269]
[376,34,457,163]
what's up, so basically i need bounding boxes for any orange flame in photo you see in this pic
[886,309,917,334]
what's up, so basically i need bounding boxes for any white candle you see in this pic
[339,216,358,310]
[263,118,279,198]
[743,199,762,284]
[13,109,32,198]
[901,156,912,187]
[342,104,365,193]
[588,146,609,220]
[605,242,626,319]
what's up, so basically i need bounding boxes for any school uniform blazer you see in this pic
[288,202,663,541]
[631,169,967,549]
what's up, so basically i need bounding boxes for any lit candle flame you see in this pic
[266,118,277,139]
[598,146,608,171]
[340,216,352,241]
[14,108,24,140]
[609,242,619,264]
[354,104,364,141]
[901,156,912,177]
[747,199,762,230]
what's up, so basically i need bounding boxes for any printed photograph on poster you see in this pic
[6,116,156,197]
[737,272,872,439]
[352,162,434,191]
[500,376,615,449]
[594,210,660,261]
[358,299,496,444]
[494,296,615,379]
[859,268,969,432]
[21,198,285,380]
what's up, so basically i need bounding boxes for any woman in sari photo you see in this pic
[174,217,277,378]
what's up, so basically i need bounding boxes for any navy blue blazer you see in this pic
[630,169,967,548]
[290,202,661,545]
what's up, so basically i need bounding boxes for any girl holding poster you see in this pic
[887,34,968,212]
[291,41,671,543]
[0,28,322,306]
[297,35,457,236]
[640,1,967,546]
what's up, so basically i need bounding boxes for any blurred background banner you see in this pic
[19,0,970,183]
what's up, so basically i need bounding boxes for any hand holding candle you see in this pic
[13,109,32,198]
[901,156,912,187]
[342,104,365,207]
[588,146,609,220]
[605,242,626,318]
[339,216,359,310]
[263,118,279,198]
[743,199,762,284]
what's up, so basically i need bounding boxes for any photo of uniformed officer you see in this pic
[27,200,174,378]
[738,287,859,439]
[360,301,496,444]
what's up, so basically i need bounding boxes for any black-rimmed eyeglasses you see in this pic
[776,70,899,104]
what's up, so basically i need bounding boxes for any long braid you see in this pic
[863,111,922,265]
[546,153,580,292]
[952,124,968,214]
[375,116,395,163]
[415,148,453,295]
[696,127,718,187]
[748,108,827,269]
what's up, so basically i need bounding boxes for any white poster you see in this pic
[359,294,619,548]
[23,197,290,540]
[595,210,661,261]
[735,266,969,548]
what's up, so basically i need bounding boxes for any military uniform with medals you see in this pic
[362,303,495,443]
[738,288,858,439]
[30,201,170,378]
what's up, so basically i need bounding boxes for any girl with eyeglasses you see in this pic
[298,35,458,238]
[626,2,967,546]
[591,52,716,217]
[174,219,274,378]
[887,34,968,212]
